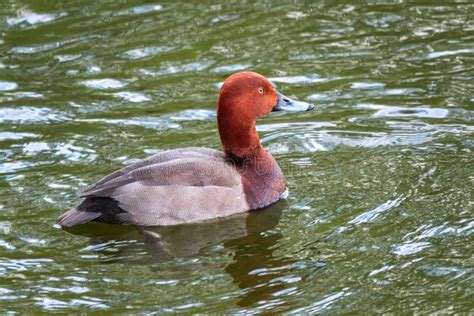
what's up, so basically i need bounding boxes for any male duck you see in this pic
[59,71,314,227]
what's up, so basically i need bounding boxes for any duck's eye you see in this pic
[258,87,265,94]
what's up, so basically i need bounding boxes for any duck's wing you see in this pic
[80,147,225,197]
[59,147,250,227]
[80,156,240,198]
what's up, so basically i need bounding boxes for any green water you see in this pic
[1,0,473,313]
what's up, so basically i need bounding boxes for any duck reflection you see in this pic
[224,230,293,308]
[64,199,288,262]
[142,199,287,261]
[65,199,307,308]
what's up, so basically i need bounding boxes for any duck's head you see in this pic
[217,71,314,158]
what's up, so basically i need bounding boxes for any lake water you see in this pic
[0,0,473,313]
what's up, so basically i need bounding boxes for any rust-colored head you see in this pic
[217,71,314,159]
[218,72,279,121]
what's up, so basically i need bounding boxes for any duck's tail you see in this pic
[58,208,101,228]
[58,197,130,227]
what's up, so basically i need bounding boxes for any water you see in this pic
[0,0,473,313]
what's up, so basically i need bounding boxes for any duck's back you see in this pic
[59,147,250,227]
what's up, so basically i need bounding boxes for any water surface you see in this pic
[0,0,473,313]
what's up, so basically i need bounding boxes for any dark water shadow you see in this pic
[64,199,288,263]
[64,199,324,309]
[224,231,293,308]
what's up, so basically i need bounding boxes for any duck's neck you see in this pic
[217,112,285,208]
[217,110,262,159]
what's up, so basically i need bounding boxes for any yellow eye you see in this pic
[258,87,265,94]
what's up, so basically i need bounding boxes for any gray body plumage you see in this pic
[58,147,249,227]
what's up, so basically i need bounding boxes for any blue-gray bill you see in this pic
[272,92,315,112]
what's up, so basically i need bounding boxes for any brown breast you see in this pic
[231,148,286,210]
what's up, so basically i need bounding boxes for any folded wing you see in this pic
[60,147,249,227]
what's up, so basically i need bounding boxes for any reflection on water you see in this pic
[0,0,473,313]
[67,200,287,264]
[65,200,326,311]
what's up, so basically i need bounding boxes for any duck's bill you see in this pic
[272,92,315,112]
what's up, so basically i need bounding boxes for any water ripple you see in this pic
[404,220,474,241]
[426,49,474,59]
[9,35,104,54]
[55,54,82,63]
[0,161,50,174]
[7,10,67,28]
[78,118,180,130]
[211,64,252,73]
[269,75,329,84]
[167,109,216,121]
[0,81,18,91]
[0,107,69,123]
[114,91,151,103]
[5,91,45,99]
[115,4,163,16]
[34,297,109,310]
[392,242,431,256]
[265,129,440,154]
[290,289,351,314]
[141,61,215,76]
[121,46,175,60]
[22,142,50,155]
[350,82,385,89]
[0,258,53,274]
[0,132,39,141]
[349,196,405,224]
[371,107,449,119]
[81,79,128,90]
[10,42,66,54]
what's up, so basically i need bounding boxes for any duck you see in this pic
[58,71,314,227]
